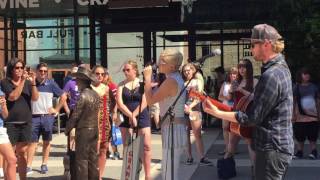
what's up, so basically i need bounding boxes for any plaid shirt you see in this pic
[236,54,294,155]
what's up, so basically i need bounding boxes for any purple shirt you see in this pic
[63,79,80,110]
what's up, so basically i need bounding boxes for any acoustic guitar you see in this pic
[188,89,253,139]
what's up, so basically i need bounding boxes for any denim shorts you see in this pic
[31,114,55,142]
[0,127,10,144]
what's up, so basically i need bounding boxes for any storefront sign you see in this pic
[0,0,109,9]
[0,0,167,9]
[20,29,74,39]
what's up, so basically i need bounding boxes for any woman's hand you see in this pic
[184,104,192,114]
[0,96,6,107]
[112,113,117,122]
[130,116,138,128]
[26,71,36,85]
[143,66,153,81]
[202,98,219,116]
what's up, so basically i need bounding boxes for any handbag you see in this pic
[120,132,143,180]
[112,124,123,146]
[217,156,236,179]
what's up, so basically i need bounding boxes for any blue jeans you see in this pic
[255,150,292,180]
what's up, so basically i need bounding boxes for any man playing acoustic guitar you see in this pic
[203,24,294,180]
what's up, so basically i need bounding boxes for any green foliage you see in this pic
[271,0,320,81]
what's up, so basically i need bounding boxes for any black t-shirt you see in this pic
[0,78,32,124]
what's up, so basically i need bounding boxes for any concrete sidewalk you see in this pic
[25,128,219,180]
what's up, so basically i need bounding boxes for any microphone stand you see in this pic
[161,60,206,180]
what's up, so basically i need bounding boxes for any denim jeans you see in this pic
[255,150,292,180]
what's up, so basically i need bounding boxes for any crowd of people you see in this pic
[0,23,318,180]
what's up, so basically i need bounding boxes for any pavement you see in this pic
[13,124,320,180]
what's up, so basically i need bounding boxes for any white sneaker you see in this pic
[26,167,33,175]
[0,168,4,178]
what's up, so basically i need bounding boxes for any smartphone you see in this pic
[26,66,31,74]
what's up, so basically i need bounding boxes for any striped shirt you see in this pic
[236,54,294,155]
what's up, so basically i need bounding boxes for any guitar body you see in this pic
[188,89,253,138]
[229,91,254,139]
[229,122,253,139]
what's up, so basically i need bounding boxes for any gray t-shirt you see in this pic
[294,83,319,116]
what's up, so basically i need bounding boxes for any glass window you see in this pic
[107,48,144,84]
[79,27,90,49]
[156,31,189,48]
[107,32,143,48]
[23,27,74,50]
[79,17,89,26]
[26,50,74,68]
[26,18,74,27]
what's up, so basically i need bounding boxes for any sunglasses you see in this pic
[14,66,24,70]
[95,72,105,76]
[122,68,131,72]
[158,61,167,65]
[39,70,48,73]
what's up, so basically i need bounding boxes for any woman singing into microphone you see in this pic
[143,49,187,180]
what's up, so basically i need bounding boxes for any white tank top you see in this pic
[159,72,186,118]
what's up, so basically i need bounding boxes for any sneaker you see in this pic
[293,150,303,159]
[114,152,121,160]
[26,167,33,175]
[40,164,48,174]
[109,154,115,160]
[0,168,4,178]
[185,157,194,165]
[200,157,213,166]
[308,149,318,160]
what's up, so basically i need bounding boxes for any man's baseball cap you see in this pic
[241,24,282,43]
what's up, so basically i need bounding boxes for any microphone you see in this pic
[196,49,221,65]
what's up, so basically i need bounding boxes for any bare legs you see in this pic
[187,118,205,159]
[120,127,151,180]
[16,142,29,180]
[139,127,151,180]
[221,121,230,153]
[0,143,17,180]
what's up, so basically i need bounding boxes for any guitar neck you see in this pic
[207,97,232,111]
[192,92,232,111]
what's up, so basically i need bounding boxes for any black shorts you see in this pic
[293,121,319,142]
[5,123,32,145]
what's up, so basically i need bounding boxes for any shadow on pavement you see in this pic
[28,176,63,180]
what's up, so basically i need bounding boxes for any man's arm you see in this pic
[237,74,278,126]
[54,93,68,114]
